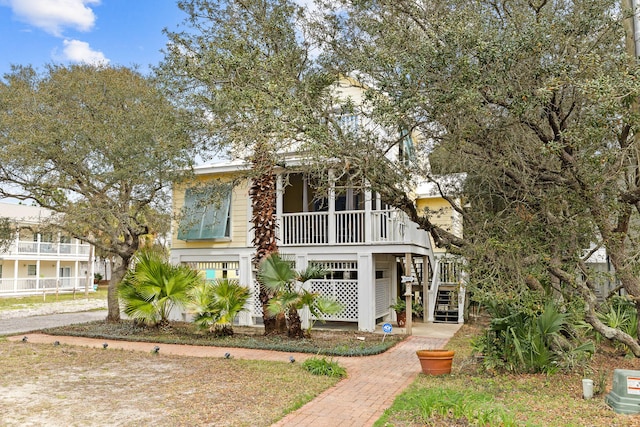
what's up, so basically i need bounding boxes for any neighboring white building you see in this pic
[0,203,94,297]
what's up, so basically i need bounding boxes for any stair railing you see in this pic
[427,257,440,322]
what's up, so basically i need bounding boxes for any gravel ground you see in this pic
[0,298,108,335]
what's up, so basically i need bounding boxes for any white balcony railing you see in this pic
[9,241,90,257]
[280,209,429,247]
[0,276,91,295]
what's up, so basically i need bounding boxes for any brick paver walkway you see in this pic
[8,331,451,427]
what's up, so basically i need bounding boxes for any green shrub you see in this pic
[597,295,638,348]
[189,278,250,336]
[472,299,594,373]
[118,249,202,327]
[301,356,347,378]
[377,387,516,426]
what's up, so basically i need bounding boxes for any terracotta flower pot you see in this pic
[396,311,406,327]
[416,349,455,375]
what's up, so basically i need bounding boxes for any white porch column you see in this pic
[296,255,310,329]
[404,253,413,335]
[36,259,41,290]
[328,170,336,245]
[364,188,372,243]
[13,259,18,292]
[55,260,60,294]
[357,253,375,331]
[74,260,79,290]
[238,254,255,326]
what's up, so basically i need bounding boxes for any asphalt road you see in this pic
[0,310,108,336]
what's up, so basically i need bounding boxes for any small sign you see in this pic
[401,275,415,283]
[382,322,392,342]
[628,377,640,395]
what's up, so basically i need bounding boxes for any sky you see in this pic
[0,0,188,76]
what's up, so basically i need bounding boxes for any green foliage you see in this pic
[301,356,347,378]
[596,295,638,352]
[0,217,15,253]
[43,320,403,356]
[315,0,640,354]
[118,249,202,327]
[258,254,343,337]
[189,278,250,335]
[389,297,423,317]
[472,300,594,373]
[0,63,195,321]
[376,386,516,427]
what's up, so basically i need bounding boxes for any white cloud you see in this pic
[8,0,100,36]
[61,39,109,65]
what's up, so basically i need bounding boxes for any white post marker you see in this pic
[382,322,392,342]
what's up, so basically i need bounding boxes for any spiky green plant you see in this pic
[473,300,593,373]
[302,357,347,378]
[189,278,250,335]
[118,249,202,327]
[258,253,343,338]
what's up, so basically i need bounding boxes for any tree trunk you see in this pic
[287,307,305,338]
[106,256,130,322]
[250,144,281,335]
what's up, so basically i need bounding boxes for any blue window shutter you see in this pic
[178,187,231,240]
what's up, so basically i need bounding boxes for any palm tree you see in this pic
[190,278,250,336]
[258,253,343,338]
[249,143,281,334]
[118,249,202,328]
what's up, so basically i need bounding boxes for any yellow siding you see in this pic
[416,197,453,230]
[416,196,460,253]
[172,174,250,250]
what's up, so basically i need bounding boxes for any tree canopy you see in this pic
[311,0,640,354]
[157,0,333,334]
[0,64,195,320]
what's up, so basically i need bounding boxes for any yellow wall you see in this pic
[172,174,250,250]
[416,196,460,253]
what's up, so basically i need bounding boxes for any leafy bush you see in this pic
[118,249,202,327]
[189,278,250,336]
[472,300,594,373]
[258,254,343,338]
[597,296,638,342]
[302,356,347,378]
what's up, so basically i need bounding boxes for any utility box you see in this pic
[605,369,640,414]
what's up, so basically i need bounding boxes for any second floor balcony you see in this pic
[3,236,91,258]
[279,208,428,247]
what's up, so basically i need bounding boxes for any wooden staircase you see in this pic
[434,287,458,323]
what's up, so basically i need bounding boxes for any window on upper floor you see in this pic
[27,264,37,276]
[399,129,416,165]
[336,113,360,134]
[178,186,232,241]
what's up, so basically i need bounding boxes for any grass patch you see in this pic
[302,356,347,378]
[0,289,107,310]
[376,320,639,427]
[42,319,404,356]
[0,339,338,426]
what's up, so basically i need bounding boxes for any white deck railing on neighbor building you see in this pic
[280,209,428,247]
[0,276,91,295]
[11,241,91,256]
